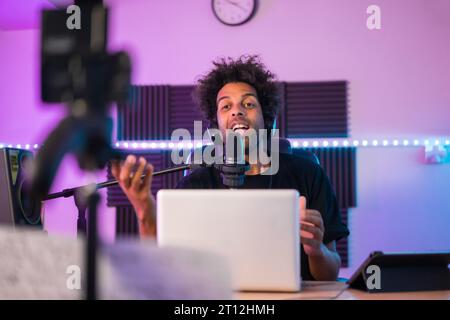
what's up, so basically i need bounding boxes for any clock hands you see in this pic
[225,0,247,12]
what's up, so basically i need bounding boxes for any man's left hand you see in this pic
[300,196,325,257]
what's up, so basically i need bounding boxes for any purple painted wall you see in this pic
[0,29,116,243]
[1,0,450,276]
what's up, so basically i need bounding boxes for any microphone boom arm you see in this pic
[43,164,193,201]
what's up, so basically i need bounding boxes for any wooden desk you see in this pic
[234,281,450,300]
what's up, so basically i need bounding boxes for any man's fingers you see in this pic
[300,237,316,246]
[300,230,314,239]
[119,155,136,188]
[131,157,147,191]
[301,210,324,230]
[141,163,154,191]
[300,223,323,239]
[299,196,307,214]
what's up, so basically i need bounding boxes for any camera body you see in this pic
[41,4,130,109]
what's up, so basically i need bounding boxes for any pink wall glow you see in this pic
[107,0,450,138]
[0,29,116,243]
[0,0,54,30]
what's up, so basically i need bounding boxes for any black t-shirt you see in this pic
[176,153,350,280]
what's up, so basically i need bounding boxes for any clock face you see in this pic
[212,0,257,26]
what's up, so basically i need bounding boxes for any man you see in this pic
[112,55,349,281]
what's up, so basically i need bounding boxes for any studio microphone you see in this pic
[42,133,250,200]
[215,132,249,188]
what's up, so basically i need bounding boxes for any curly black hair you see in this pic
[193,55,280,130]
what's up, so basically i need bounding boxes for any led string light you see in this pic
[1,138,449,150]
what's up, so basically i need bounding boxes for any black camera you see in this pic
[41,3,130,108]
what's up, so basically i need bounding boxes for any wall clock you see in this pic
[212,0,257,26]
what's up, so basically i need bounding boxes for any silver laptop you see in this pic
[157,189,301,292]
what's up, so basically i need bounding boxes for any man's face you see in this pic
[215,82,265,144]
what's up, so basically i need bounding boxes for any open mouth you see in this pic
[232,123,250,135]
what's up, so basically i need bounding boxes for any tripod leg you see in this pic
[86,191,100,300]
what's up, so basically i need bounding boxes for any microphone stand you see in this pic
[43,164,192,236]
[41,163,192,300]
[41,157,246,299]
[42,158,248,234]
